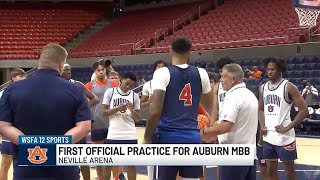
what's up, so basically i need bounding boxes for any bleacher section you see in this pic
[145,0,308,53]
[0,2,111,59]
[69,2,208,58]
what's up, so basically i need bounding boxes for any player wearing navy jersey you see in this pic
[259,57,308,180]
[143,37,213,180]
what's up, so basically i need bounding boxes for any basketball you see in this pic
[197,114,210,129]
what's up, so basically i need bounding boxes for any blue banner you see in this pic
[18,135,72,166]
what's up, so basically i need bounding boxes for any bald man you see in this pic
[0,43,92,180]
[62,63,99,108]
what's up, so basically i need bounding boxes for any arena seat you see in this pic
[145,0,307,52]
[69,2,206,58]
[0,1,112,60]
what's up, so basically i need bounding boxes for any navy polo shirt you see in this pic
[0,69,92,179]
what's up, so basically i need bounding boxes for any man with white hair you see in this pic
[202,63,258,180]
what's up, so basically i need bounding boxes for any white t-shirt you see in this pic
[219,83,258,144]
[152,64,211,94]
[102,87,140,140]
[142,80,153,97]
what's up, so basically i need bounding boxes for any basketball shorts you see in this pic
[105,139,138,144]
[263,141,297,161]
[219,162,256,180]
[257,144,266,167]
[91,129,108,142]
[155,131,203,180]
[156,166,203,180]
[1,140,12,155]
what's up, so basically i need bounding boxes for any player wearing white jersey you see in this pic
[0,68,26,180]
[140,60,167,110]
[102,72,141,180]
[140,60,167,180]
[259,57,308,180]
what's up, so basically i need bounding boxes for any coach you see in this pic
[0,43,92,180]
[201,63,258,180]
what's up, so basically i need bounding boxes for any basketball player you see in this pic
[91,59,114,81]
[102,72,141,180]
[0,68,26,180]
[201,63,258,180]
[207,71,218,88]
[62,64,99,107]
[85,61,118,180]
[197,71,217,180]
[108,71,120,83]
[259,57,308,180]
[140,60,168,109]
[62,63,98,180]
[257,80,268,180]
[143,37,213,180]
[140,60,168,180]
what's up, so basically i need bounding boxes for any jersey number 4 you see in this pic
[179,83,192,106]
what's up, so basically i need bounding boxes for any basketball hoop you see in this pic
[295,8,320,27]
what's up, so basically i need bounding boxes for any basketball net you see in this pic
[295,8,320,27]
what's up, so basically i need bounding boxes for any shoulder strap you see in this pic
[91,80,96,87]
[109,88,115,105]
[132,90,135,105]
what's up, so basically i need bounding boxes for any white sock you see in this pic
[180,178,200,180]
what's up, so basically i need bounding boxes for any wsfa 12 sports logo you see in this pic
[27,146,48,164]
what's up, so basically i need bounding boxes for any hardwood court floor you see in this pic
[1,127,320,180]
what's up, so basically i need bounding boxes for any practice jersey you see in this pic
[142,80,152,97]
[102,87,140,140]
[87,80,113,130]
[152,64,211,144]
[263,79,295,146]
[218,82,226,120]
[217,82,228,143]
